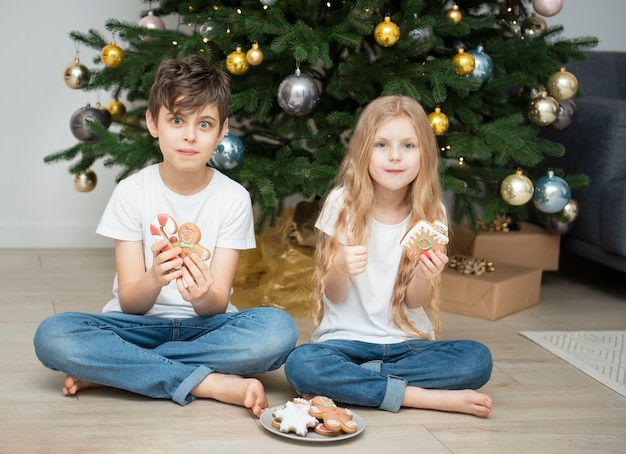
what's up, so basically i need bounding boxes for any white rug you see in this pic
[519,330,626,397]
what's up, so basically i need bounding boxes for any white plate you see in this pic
[260,405,365,442]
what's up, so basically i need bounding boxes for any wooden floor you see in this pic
[1,248,625,453]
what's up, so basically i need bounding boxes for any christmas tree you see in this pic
[48,0,597,230]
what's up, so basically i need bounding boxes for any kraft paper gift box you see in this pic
[441,262,542,320]
[448,222,561,271]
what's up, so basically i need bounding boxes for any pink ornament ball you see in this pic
[532,0,564,17]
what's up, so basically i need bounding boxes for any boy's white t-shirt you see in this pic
[314,187,435,343]
[96,164,256,318]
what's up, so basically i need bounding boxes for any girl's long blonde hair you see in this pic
[312,95,446,340]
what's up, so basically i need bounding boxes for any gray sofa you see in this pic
[540,51,626,273]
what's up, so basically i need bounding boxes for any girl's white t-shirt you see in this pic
[96,164,256,318]
[314,188,435,343]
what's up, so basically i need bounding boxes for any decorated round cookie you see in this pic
[400,220,449,260]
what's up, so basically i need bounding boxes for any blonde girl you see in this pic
[284,96,493,417]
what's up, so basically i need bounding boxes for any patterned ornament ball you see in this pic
[107,99,127,121]
[533,169,571,214]
[500,169,534,206]
[73,169,98,193]
[468,46,494,83]
[446,4,463,24]
[246,42,264,66]
[550,99,577,131]
[101,41,125,68]
[428,108,449,136]
[528,92,559,126]
[547,67,578,101]
[452,49,475,76]
[209,130,244,170]
[374,15,400,47]
[63,57,90,89]
[225,46,250,75]
[277,69,321,116]
[70,104,111,143]
[532,0,564,17]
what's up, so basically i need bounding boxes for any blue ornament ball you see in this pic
[532,169,571,213]
[468,46,494,83]
[209,130,244,170]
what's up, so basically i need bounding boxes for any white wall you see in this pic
[1,0,625,248]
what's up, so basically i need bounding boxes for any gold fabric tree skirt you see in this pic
[231,208,316,317]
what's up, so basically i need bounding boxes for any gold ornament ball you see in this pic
[374,15,400,47]
[446,4,463,24]
[73,169,98,193]
[101,41,125,68]
[554,199,579,224]
[226,46,250,75]
[246,42,264,66]
[452,49,475,76]
[547,67,578,101]
[63,57,90,89]
[428,108,449,136]
[528,92,560,126]
[107,99,127,121]
[500,169,534,205]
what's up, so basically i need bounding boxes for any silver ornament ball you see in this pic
[277,70,321,116]
[550,99,577,131]
[70,104,110,143]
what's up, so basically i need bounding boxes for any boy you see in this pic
[34,55,298,417]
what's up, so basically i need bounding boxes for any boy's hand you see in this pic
[177,253,215,304]
[414,249,448,280]
[335,231,368,275]
[150,239,184,286]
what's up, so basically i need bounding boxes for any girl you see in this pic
[284,96,493,417]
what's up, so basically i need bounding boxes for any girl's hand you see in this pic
[334,231,368,275]
[414,249,449,280]
[150,239,184,286]
[176,252,215,304]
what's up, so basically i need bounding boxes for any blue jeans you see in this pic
[284,339,492,413]
[34,307,298,405]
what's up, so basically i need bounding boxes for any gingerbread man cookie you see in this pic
[309,396,358,434]
[400,219,449,260]
[150,213,210,261]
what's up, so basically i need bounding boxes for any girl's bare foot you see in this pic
[191,373,268,418]
[403,387,493,418]
[62,376,102,396]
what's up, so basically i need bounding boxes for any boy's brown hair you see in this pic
[147,54,231,130]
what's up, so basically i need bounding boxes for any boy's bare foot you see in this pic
[191,373,268,418]
[403,387,493,418]
[62,376,102,396]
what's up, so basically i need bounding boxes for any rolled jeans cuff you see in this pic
[379,375,407,413]
[172,365,213,406]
